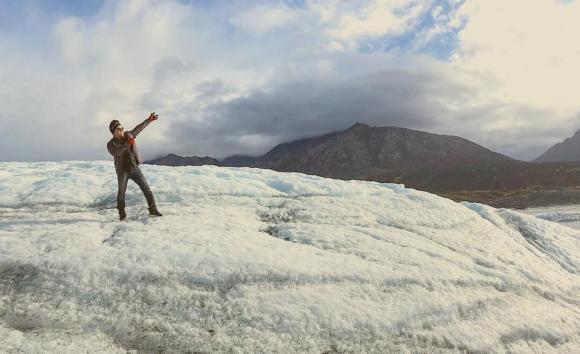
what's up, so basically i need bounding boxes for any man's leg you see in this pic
[129,167,160,215]
[117,171,130,220]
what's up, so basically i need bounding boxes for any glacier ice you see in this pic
[0,161,579,353]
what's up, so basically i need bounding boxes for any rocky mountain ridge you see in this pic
[535,130,580,162]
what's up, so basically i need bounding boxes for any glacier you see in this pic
[0,161,579,353]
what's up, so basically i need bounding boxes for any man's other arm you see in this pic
[107,140,130,157]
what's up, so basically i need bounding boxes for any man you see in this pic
[107,112,162,221]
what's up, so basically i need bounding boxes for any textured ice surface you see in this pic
[0,161,579,353]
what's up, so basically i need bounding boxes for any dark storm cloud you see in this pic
[168,68,475,160]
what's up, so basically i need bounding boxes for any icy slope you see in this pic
[0,161,579,353]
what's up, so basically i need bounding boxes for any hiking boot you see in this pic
[119,208,127,221]
[149,206,163,217]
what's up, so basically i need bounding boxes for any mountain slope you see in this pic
[0,161,579,353]
[224,123,580,194]
[142,124,580,204]
[220,154,259,167]
[146,153,223,166]
[235,122,513,180]
[535,130,580,162]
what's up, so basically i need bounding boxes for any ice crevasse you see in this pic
[0,161,578,353]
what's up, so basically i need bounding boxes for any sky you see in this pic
[1,0,579,162]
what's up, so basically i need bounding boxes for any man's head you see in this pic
[109,120,124,139]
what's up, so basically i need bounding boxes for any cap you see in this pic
[109,120,121,134]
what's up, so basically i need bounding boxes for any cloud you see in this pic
[168,56,580,161]
[169,62,474,159]
[1,0,579,163]
[0,0,201,161]
[305,0,434,51]
[451,0,580,110]
[230,3,299,34]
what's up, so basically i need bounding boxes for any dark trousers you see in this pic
[117,166,156,211]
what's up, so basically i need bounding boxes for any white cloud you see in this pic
[422,0,580,158]
[319,0,431,49]
[1,0,580,163]
[230,4,299,34]
[409,3,465,51]
[451,0,580,111]
[0,0,205,161]
[306,0,339,23]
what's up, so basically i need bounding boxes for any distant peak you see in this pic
[349,122,370,130]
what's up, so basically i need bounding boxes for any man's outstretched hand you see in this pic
[147,112,159,122]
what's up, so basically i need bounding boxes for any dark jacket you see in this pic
[107,118,151,175]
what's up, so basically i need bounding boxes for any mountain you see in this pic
[1,161,579,352]
[220,154,259,167]
[240,122,513,180]
[145,153,223,166]
[228,124,580,195]
[155,123,512,174]
[146,124,580,204]
[535,130,580,162]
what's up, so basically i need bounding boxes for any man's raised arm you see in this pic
[129,112,159,138]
